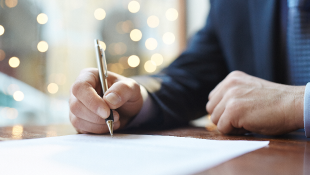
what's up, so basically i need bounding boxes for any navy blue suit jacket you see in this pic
[134,0,285,129]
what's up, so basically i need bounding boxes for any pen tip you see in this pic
[106,120,113,137]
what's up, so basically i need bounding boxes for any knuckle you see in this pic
[226,99,243,115]
[81,68,96,74]
[117,81,132,93]
[71,80,85,97]
[227,77,241,87]
[69,99,80,115]
[132,81,140,92]
[229,70,244,77]
[226,87,241,97]
[85,95,98,111]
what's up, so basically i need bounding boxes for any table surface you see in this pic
[0,124,309,175]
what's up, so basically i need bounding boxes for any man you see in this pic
[69,0,310,137]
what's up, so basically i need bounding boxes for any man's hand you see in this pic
[206,71,305,135]
[69,68,143,134]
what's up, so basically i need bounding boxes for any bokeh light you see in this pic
[12,125,23,139]
[144,60,157,73]
[0,49,5,61]
[128,1,140,13]
[99,41,106,51]
[130,29,142,41]
[147,16,159,28]
[47,83,58,94]
[114,42,127,55]
[163,32,175,45]
[0,25,4,36]
[9,57,20,68]
[37,41,49,52]
[122,20,133,33]
[94,8,106,20]
[166,8,178,21]
[151,53,164,66]
[108,63,124,75]
[5,0,18,8]
[128,55,140,67]
[37,13,48,24]
[13,91,24,101]
[145,38,158,50]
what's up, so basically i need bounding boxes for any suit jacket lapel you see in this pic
[248,0,278,81]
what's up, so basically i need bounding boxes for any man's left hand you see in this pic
[206,71,305,135]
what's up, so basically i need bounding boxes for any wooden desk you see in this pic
[0,124,309,175]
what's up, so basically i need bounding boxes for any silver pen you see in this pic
[94,39,114,136]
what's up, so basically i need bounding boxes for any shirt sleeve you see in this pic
[304,83,310,137]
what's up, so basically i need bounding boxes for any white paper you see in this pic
[0,134,269,175]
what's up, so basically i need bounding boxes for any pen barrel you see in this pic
[105,109,114,122]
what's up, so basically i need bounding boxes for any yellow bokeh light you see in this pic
[37,13,48,24]
[166,8,178,21]
[13,91,24,101]
[12,125,23,139]
[37,41,48,52]
[9,57,20,68]
[99,41,106,51]
[0,25,4,36]
[5,0,18,8]
[130,29,142,41]
[163,32,175,45]
[151,53,164,66]
[147,16,159,28]
[128,1,140,13]
[47,83,58,94]
[145,38,158,50]
[108,63,124,75]
[144,60,156,73]
[0,49,5,61]
[94,8,106,20]
[128,55,140,67]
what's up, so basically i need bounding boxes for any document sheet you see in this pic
[0,134,269,175]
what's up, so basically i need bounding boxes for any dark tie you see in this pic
[287,0,310,85]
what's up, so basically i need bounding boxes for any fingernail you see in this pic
[105,93,121,105]
[97,107,107,119]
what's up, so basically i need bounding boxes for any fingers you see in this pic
[70,69,143,134]
[207,71,249,135]
[72,70,111,119]
[70,110,120,134]
[103,73,142,110]
[69,94,108,124]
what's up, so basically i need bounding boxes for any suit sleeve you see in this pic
[132,1,228,129]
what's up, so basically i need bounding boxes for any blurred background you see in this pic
[0,0,209,127]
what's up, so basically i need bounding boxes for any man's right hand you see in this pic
[69,68,144,134]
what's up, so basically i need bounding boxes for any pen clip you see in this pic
[100,47,108,78]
